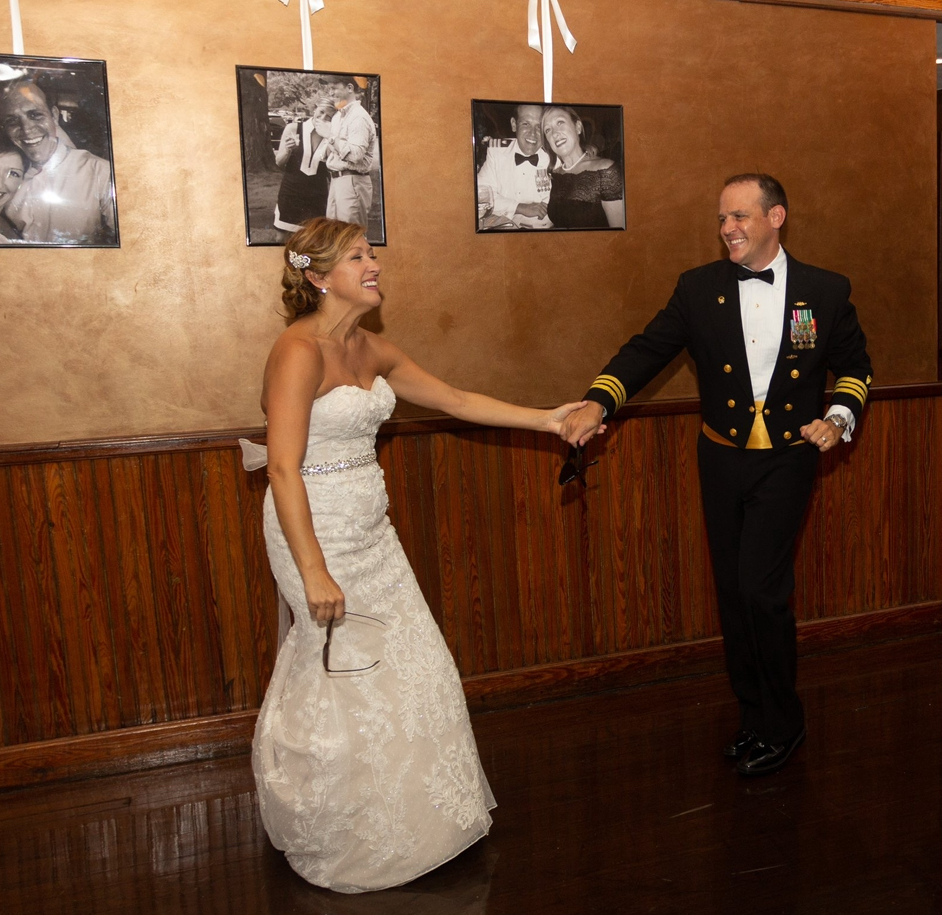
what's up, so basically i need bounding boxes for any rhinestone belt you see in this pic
[300,452,377,476]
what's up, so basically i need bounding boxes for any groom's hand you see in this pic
[560,401,604,447]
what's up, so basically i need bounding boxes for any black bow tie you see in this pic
[736,265,775,284]
[514,152,539,167]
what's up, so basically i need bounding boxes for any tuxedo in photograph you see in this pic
[584,251,873,746]
[476,139,552,229]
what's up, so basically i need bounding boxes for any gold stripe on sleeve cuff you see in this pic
[590,375,628,410]
[833,376,869,407]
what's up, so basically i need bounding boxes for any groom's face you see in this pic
[1,84,60,167]
[718,180,785,272]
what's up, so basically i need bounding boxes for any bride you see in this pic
[249,217,591,893]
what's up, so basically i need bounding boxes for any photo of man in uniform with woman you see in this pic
[473,99,625,233]
[236,67,385,246]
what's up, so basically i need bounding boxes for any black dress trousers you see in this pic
[697,435,819,743]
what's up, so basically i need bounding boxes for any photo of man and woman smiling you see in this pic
[473,98,625,232]
[0,56,118,247]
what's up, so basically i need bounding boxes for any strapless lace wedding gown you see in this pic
[251,376,495,893]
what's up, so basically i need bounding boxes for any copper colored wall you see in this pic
[0,1,937,446]
[739,0,942,16]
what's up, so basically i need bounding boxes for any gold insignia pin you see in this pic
[718,296,725,304]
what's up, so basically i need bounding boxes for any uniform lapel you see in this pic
[707,261,753,397]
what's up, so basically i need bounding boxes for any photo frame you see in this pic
[472,99,625,233]
[0,55,119,248]
[236,66,386,246]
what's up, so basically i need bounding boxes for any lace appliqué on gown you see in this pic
[251,376,495,893]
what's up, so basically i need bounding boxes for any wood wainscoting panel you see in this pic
[0,389,940,785]
[0,449,279,750]
[792,393,942,620]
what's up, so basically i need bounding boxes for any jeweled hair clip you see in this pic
[288,250,311,270]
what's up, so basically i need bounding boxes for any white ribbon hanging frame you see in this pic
[277,0,326,71]
[527,0,577,104]
[8,0,25,55]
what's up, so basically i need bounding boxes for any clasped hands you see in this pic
[558,401,606,447]
[515,201,549,219]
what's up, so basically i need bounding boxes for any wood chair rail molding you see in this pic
[2,383,937,465]
[726,0,942,19]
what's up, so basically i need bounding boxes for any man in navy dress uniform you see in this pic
[562,174,873,775]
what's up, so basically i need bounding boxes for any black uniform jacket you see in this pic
[585,252,873,450]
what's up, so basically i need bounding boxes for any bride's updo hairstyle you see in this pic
[280,217,368,325]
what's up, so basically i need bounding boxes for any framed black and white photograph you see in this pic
[236,66,386,246]
[472,99,625,233]
[0,55,119,247]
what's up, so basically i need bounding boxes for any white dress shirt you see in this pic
[738,245,853,439]
[476,140,551,228]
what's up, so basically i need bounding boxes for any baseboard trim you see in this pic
[0,712,257,791]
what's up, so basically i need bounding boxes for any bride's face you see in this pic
[324,237,382,309]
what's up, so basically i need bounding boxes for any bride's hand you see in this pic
[304,569,346,622]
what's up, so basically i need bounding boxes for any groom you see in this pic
[561,173,872,775]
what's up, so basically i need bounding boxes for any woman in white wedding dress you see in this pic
[250,218,591,893]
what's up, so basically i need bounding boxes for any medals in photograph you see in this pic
[790,304,816,350]
[535,168,551,196]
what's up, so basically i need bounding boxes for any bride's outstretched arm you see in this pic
[375,337,598,438]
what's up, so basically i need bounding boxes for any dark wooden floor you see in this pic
[3,634,941,915]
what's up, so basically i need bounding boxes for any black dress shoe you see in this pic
[736,727,806,776]
[722,729,758,759]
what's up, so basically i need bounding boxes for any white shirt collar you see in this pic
[745,245,786,277]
